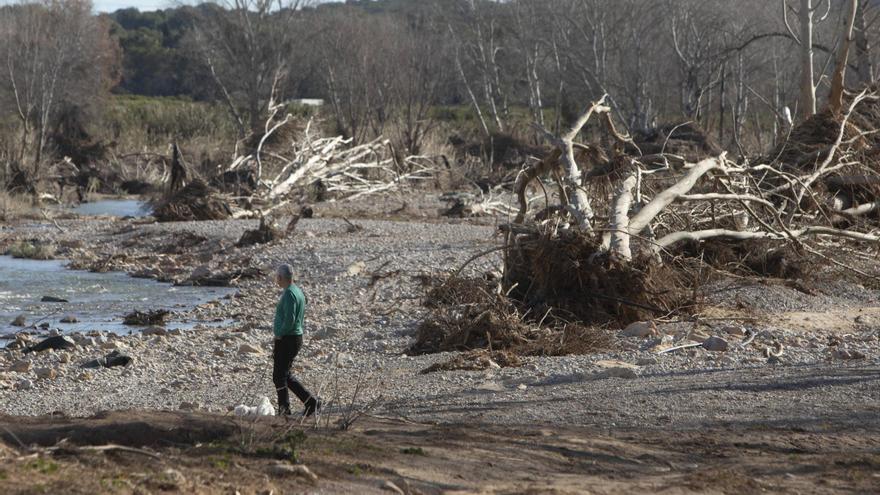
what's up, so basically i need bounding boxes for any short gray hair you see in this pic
[276,263,293,281]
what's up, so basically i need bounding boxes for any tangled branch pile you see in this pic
[410,277,613,357]
[413,89,880,360]
[227,119,436,207]
[510,90,880,279]
[150,179,232,222]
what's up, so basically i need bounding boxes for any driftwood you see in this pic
[227,119,436,205]
[508,90,880,263]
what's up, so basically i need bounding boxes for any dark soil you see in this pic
[0,411,876,494]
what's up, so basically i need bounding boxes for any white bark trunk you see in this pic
[627,156,726,237]
[609,170,638,260]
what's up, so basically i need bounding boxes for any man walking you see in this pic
[272,264,320,417]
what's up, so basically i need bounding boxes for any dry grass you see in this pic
[0,191,41,221]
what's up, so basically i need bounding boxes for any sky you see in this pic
[0,1,338,14]
[93,0,170,12]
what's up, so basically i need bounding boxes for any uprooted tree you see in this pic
[503,88,880,326]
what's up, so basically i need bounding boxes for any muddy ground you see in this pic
[1,410,878,494]
[0,193,879,494]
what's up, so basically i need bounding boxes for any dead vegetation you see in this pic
[413,88,880,359]
[150,178,232,222]
[411,276,614,359]
[420,350,522,373]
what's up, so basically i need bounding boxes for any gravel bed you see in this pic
[1,214,878,431]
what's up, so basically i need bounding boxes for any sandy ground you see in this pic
[1,199,879,493]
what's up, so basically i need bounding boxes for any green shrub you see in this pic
[7,241,56,260]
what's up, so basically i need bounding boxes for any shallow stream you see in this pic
[0,255,234,343]
[69,199,150,218]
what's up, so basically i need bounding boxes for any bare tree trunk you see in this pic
[854,1,873,85]
[830,0,859,115]
[798,0,817,118]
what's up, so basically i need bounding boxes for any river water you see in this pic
[0,255,234,342]
[70,199,151,217]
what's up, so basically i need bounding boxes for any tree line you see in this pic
[2,0,879,188]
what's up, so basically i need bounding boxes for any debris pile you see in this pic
[150,179,232,222]
[411,276,613,357]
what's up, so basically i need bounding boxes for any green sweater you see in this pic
[273,284,306,337]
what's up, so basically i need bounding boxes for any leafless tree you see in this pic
[191,0,312,142]
[0,0,118,192]
[783,0,833,119]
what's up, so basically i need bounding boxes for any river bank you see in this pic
[0,205,879,493]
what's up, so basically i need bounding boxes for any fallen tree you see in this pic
[225,112,437,210]
[503,87,880,326]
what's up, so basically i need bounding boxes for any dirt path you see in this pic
[1,411,878,494]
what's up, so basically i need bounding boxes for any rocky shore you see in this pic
[1,211,879,431]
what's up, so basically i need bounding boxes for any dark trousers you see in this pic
[272,335,313,411]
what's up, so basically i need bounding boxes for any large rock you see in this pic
[26,335,76,354]
[702,336,729,352]
[11,315,26,327]
[81,350,133,369]
[720,326,746,337]
[41,296,69,303]
[10,360,31,373]
[34,367,57,380]
[142,326,167,336]
[238,343,263,355]
[620,321,657,338]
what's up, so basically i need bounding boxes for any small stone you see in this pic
[178,402,199,411]
[855,315,874,326]
[702,336,729,352]
[213,349,226,357]
[16,378,33,390]
[636,357,658,366]
[168,328,182,336]
[101,341,119,350]
[58,353,70,364]
[10,360,31,373]
[238,343,263,355]
[34,367,57,380]
[163,468,186,487]
[346,261,367,277]
[268,463,318,482]
[11,315,26,327]
[60,315,78,324]
[77,372,93,381]
[381,480,405,494]
[142,326,167,336]
[620,321,657,338]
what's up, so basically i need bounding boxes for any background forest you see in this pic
[1,0,878,198]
